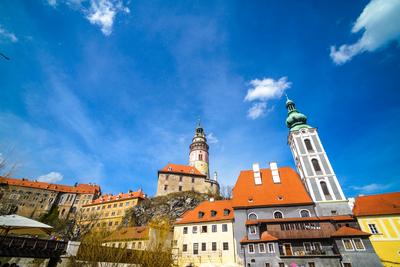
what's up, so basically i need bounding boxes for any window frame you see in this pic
[258,243,266,253]
[222,224,228,232]
[352,238,366,251]
[248,212,258,220]
[368,223,379,234]
[273,210,284,219]
[192,226,198,234]
[248,244,255,254]
[212,224,217,232]
[182,244,187,252]
[342,238,355,251]
[267,243,275,253]
[300,209,311,218]
[249,225,257,235]
[201,225,208,233]
[183,227,188,234]
[212,242,217,251]
[193,243,199,255]
[223,242,229,251]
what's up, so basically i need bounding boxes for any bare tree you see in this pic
[220,185,233,199]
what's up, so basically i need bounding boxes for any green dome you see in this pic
[285,97,312,131]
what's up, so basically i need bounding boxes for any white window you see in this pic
[342,239,354,251]
[353,238,365,250]
[304,242,312,252]
[222,224,228,232]
[192,226,198,234]
[258,243,266,253]
[267,243,275,253]
[212,224,217,232]
[249,226,257,234]
[368,223,379,234]
[248,244,255,254]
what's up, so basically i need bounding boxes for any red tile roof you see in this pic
[331,226,371,237]
[83,190,145,206]
[0,176,100,194]
[245,215,354,225]
[103,226,149,241]
[176,199,234,224]
[232,167,313,208]
[159,163,205,176]
[240,231,278,243]
[353,192,400,217]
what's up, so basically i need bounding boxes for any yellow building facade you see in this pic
[79,189,145,231]
[353,192,400,266]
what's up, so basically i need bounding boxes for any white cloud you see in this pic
[0,25,18,43]
[244,77,290,119]
[350,183,392,194]
[245,77,291,102]
[86,0,130,36]
[37,171,64,183]
[47,0,57,7]
[207,132,219,144]
[330,0,400,65]
[247,102,267,120]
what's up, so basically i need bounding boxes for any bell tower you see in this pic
[285,96,351,216]
[189,120,210,178]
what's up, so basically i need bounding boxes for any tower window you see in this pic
[304,139,314,152]
[164,185,168,191]
[192,177,195,183]
[179,186,182,191]
[320,181,332,200]
[199,154,203,160]
[311,159,322,173]
[179,176,183,182]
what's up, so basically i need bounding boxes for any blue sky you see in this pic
[0,0,399,197]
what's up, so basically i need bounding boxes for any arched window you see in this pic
[304,139,314,152]
[248,213,258,220]
[320,181,332,200]
[300,210,310,218]
[273,211,283,219]
[311,159,322,173]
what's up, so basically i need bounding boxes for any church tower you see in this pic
[189,121,210,179]
[285,96,351,216]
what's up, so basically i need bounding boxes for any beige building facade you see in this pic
[79,189,145,231]
[0,176,100,219]
[156,164,219,197]
[173,199,239,267]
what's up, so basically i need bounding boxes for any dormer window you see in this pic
[198,211,205,218]
[223,209,230,216]
[211,210,217,217]
[273,211,283,219]
[168,166,172,171]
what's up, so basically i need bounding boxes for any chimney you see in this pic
[213,171,218,182]
[252,163,262,185]
[270,162,280,183]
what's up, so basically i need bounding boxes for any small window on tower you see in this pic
[320,181,332,200]
[199,154,203,160]
[304,139,314,152]
[164,185,168,191]
[179,186,182,191]
[311,159,322,173]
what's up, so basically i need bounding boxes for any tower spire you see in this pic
[285,97,312,131]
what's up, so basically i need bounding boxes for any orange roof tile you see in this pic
[353,192,400,217]
[240,231,278,243]
[104,226,149,241]
[0,176,100,194]
[245,215,354,225]
[331,226,371,237]
[83,190,145,206]
[232,167,313,208]
[159,163,205,176]
[176,199,234,224]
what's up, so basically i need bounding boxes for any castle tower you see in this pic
[285,96,351,216]
[189,121,210,178]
